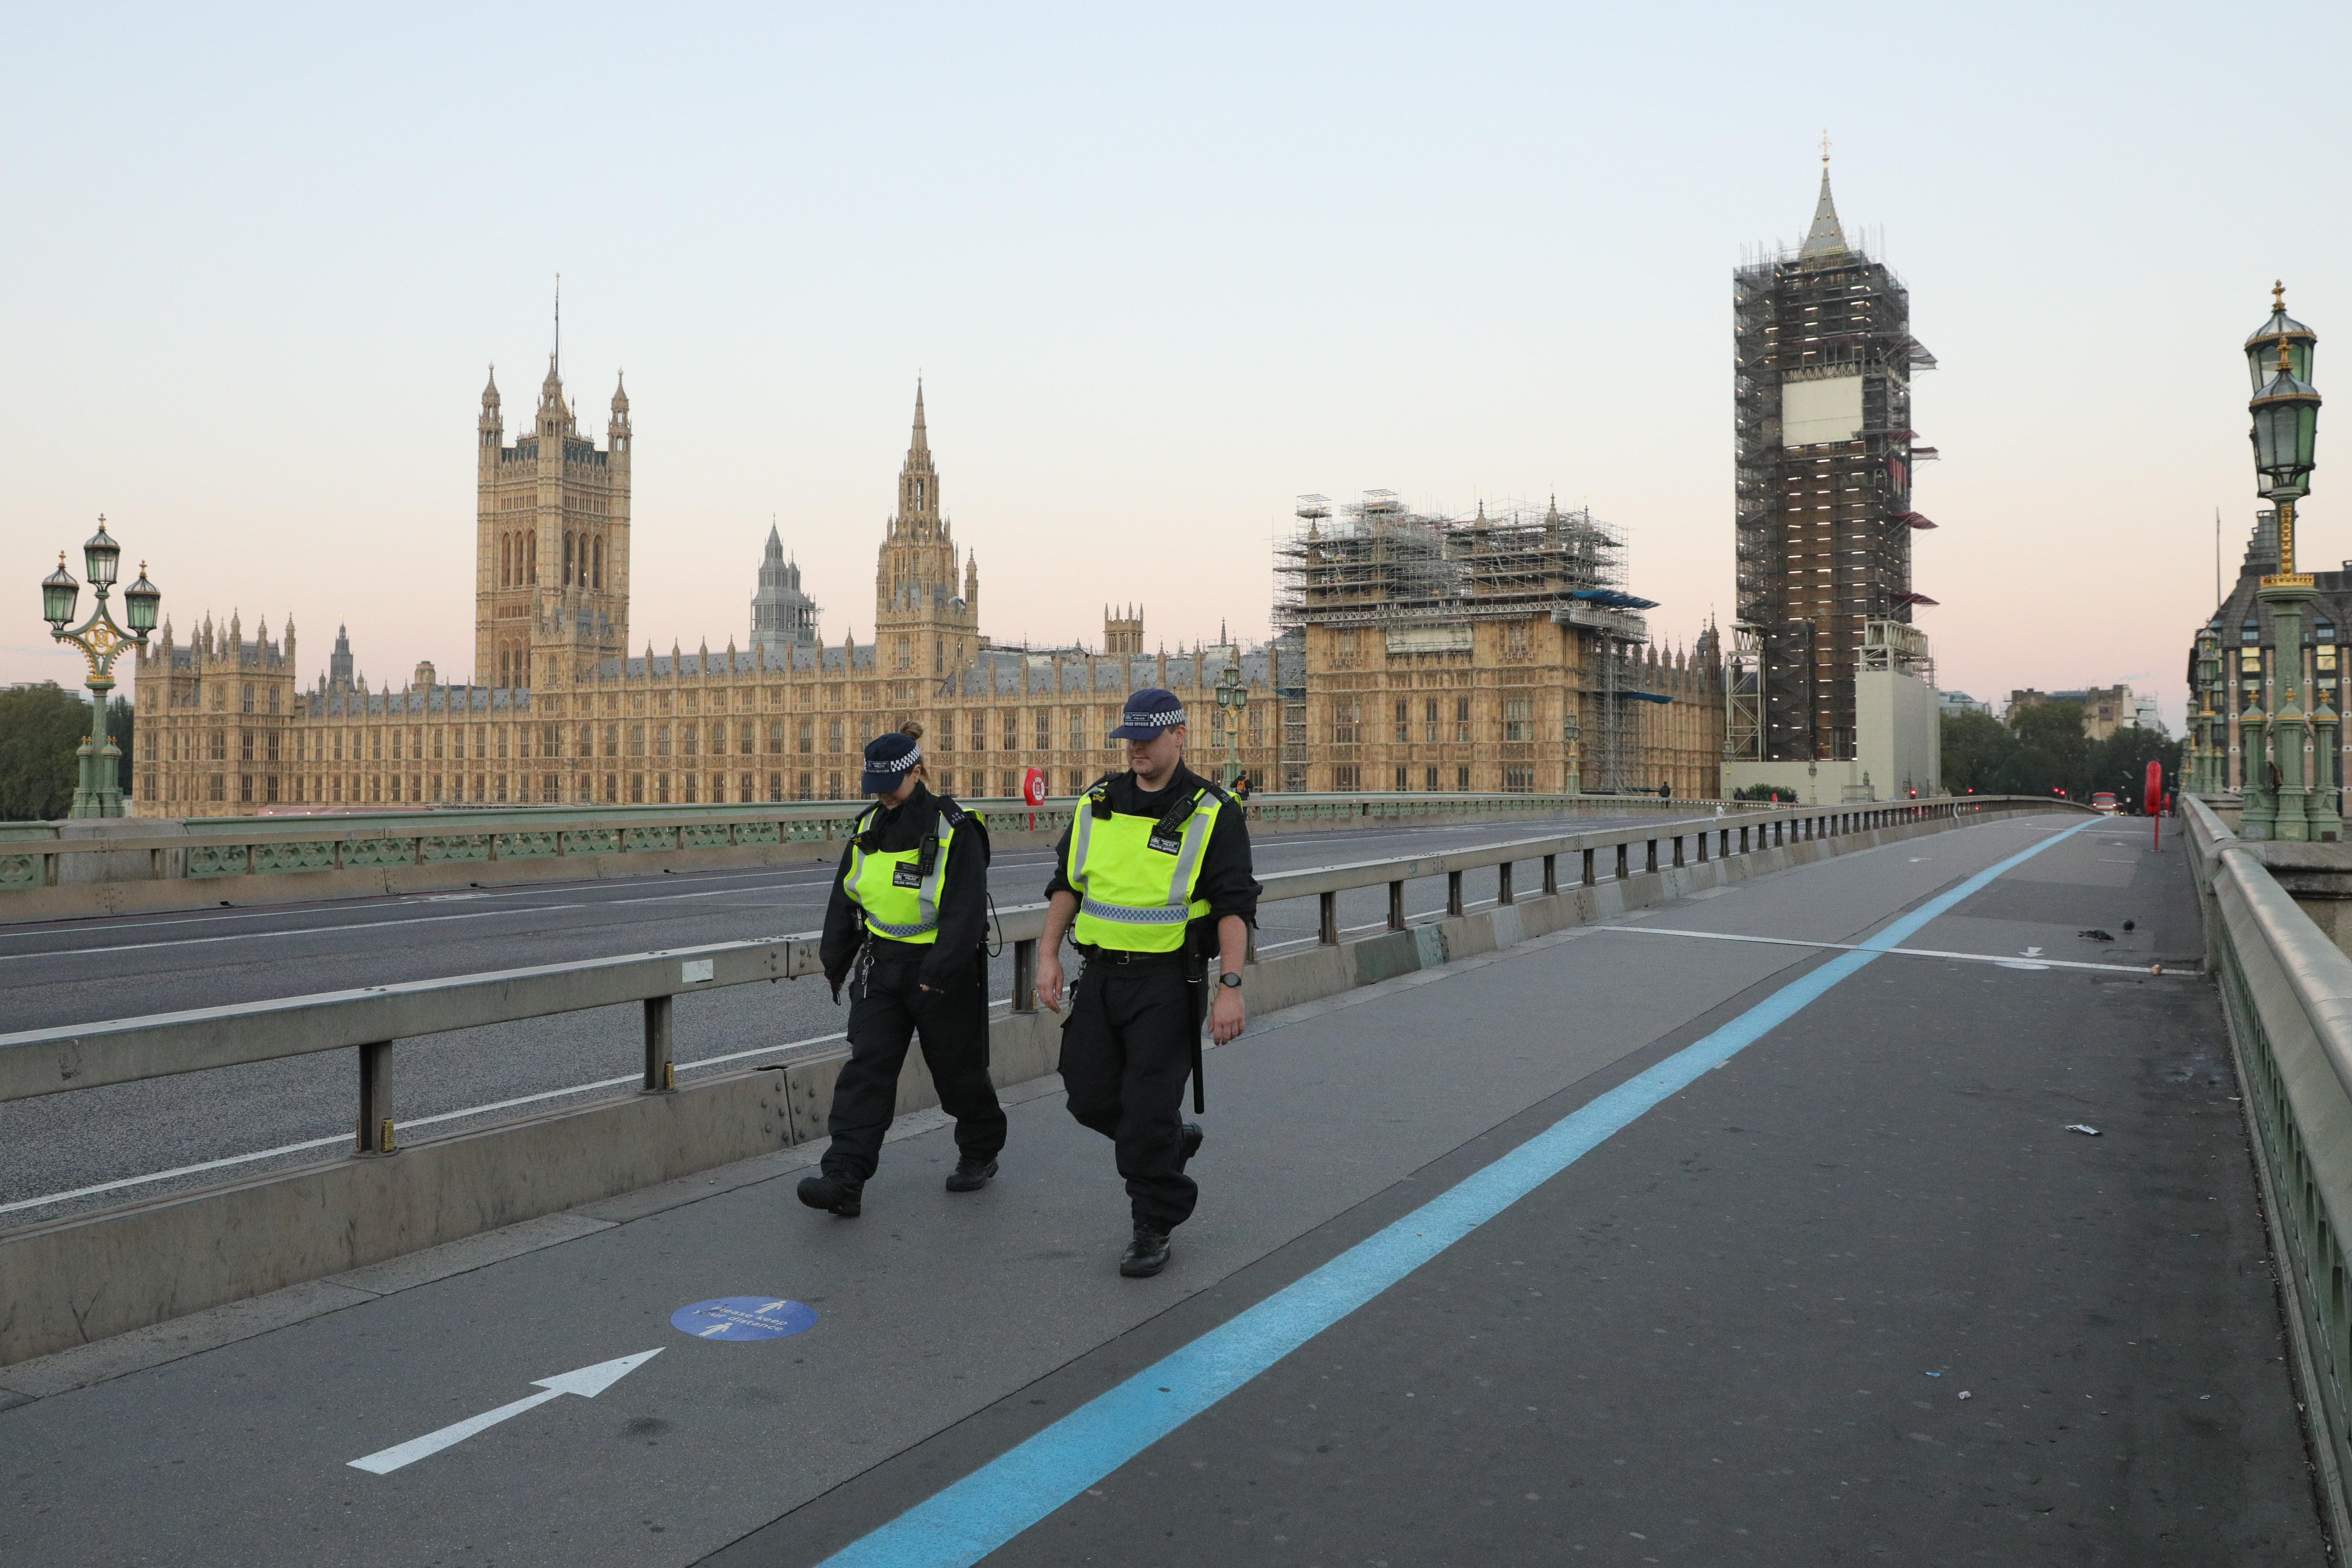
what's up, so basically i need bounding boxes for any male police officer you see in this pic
[799,725,1004,1217]
[1036,687,1258,1277]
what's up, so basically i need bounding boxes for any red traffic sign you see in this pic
[1022,767,1048,807]
[2145,759,2164,816]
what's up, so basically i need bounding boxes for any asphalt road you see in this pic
[0,811,1675,1221]
[0,812,2314,1566]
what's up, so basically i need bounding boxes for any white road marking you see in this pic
[0,879,841,963]
[1600,925,2172,976]
[0,867,833,944]
[348,1349,662,1474]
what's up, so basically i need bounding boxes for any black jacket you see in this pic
[1044,762,1260,953]
[820,783,991,990]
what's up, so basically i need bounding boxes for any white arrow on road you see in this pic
[349,1348,663,1474]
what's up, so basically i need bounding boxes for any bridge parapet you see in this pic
[2189,796,2352,1542]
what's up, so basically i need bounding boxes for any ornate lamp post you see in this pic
[2193,624,2223,795]
[1213,659,1247,789]
[40,517,159,819]
[2243,286,2327,839]
[1562,711,1582,795]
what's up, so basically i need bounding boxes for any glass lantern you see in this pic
[82,518,120,588]
[123,564,161,633]
[42,555,79,626]
[2252,344,2321,501]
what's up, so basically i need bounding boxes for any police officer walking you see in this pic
[1035,688,1258,1277]
[799,722,1007,1218]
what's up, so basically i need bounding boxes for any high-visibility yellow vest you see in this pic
[844,806,957,943]
[1067,782,1222,953]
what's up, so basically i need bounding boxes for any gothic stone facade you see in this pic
[135,377,1718,815]
[1301,622,1723,799]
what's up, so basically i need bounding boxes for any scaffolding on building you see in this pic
[1724,623,1763,763]
[1274,492,1658,791]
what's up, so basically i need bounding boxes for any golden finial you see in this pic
[2274,279,2286,312]
[1820,128,1831,166]
[2281,339,2294,374]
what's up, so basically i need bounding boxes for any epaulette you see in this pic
[937,796,970,829]
[1199,780,1238,810]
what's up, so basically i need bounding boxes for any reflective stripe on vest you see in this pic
[1067,787,1219,953]
[844,807,955,943]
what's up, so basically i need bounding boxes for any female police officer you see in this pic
[797,723,1006,1217]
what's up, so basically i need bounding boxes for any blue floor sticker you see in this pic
[672,1296,819,1341]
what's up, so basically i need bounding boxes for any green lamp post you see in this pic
[1212,659,1247,789]
[2193,624,2223,796]
[2244,285,2330,839]
[40,517,160,819]
[1562,711,1582,795]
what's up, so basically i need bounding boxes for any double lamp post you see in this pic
[40,519,161,819]
[2238,287,2331,841]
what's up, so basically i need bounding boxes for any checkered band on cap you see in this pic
[864,738,921,772]
[1119,704,1186,730]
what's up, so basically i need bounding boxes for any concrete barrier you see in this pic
[0,801,2016,1368]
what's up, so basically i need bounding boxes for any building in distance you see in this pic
[133,364,1726,814]
[1722,151,1942,803]
[749,524,820,659]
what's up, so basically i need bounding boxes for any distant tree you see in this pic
[1938,698,2181,806]
[2090,725,2183,812]
[0,684,93,821]
[1938,710,2012,795]
[2006,699,2091,798]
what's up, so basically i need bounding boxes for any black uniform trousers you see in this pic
[1058,957,1198,1230]
[822,946,1006,1183]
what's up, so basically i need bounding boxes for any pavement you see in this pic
[0,808,2323,1565]
[0,812,1665,1222]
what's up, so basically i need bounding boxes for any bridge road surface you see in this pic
[0,812,1669,1223]
[0,811,2325,1565]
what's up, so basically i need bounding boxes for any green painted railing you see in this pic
[2186,795,2352,1543]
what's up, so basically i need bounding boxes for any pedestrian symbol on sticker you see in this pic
[671,1296,818,1342]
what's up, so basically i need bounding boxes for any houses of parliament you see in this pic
[132,356,1724,817]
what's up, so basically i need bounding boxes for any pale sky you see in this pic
[6,3,2349,733]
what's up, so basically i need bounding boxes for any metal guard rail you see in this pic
[0,796,2065,1155]
[4,790,1734,892]
[2186,794,2352,1537]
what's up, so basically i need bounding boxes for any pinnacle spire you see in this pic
[1797,141,1850,262]
[910,377,928,455]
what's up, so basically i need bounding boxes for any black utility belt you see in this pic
[867,936,936,957]
[1076,945,1192,969]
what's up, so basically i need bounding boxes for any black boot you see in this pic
[1177,1123,1204,1170]
[1120,1223,1173,1278]
[945,1157,998,1192]
[797,1172,863,1217]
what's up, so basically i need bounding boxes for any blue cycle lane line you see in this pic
[809,816,2096,1568]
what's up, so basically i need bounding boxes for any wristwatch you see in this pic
[1217,971,1244,989]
